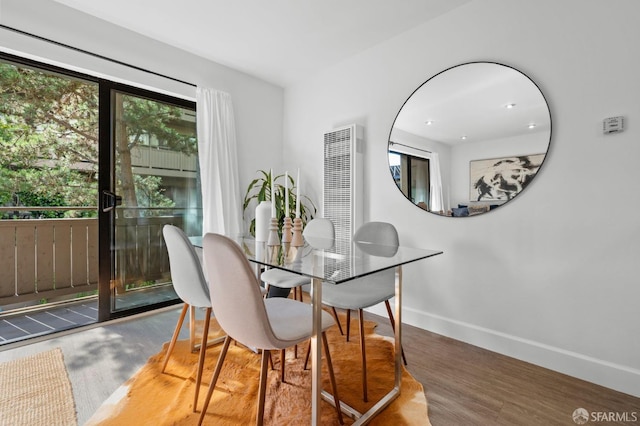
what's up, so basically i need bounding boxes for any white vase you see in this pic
[255,201,271,242]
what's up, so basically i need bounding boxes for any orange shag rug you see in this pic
[86,317,430,425]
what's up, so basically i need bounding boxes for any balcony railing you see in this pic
[0,215,98,307]
[113,213,183,292]
[0,208,197,311]
[130,145,197,175]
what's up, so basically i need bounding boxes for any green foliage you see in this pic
[0,61,195,218]
[15,191,65,218]
[133,175,175,215]
[75,290,98,298]
[0,61,99,216]
[125,279,157,291]
[120,95,196,155]
[242,169,316,236]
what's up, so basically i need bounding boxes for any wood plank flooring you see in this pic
[371,313,640,426]
[0,307,638,425]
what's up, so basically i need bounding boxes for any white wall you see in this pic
[283,0,640,397]
[0,0,284,224]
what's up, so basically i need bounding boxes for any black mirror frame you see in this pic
[387,61,553,217]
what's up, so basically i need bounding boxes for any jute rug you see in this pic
[0,347,77,426]
[87,317,430,425]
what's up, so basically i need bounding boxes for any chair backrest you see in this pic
[202,233,281,349]
[354,221,399,246]
[353,221,399,257]
[303,218,334,238]
[162,225,210,308]
[303,218,334,249]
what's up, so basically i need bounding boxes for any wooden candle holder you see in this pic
[291,217,304,247]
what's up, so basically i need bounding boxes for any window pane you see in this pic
[0,59,99,326]
[112,91,200,311]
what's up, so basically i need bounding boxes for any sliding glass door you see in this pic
[99,85,199,319]
[1,52,201,332]
[0,52,200,327]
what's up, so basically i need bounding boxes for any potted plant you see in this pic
[243,169,316,237]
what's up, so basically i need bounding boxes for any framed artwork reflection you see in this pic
[470,154,545,201]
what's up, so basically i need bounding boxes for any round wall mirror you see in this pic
[388,62,551,217]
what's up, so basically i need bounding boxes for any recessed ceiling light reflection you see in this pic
[528,123,536,129]
[425,120,434,125]
[460,135,467,140]
[505,103,516,109]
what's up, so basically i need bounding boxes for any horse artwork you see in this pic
[470,154,545,202]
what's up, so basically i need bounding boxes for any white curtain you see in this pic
[429,152,445,213]
[196,87,242,236]
[414,161,429,205]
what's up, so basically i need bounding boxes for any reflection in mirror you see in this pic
[388,62,551,217]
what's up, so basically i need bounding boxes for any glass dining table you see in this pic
[191,234,443,425]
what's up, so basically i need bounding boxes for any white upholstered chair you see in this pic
[318,221,406,402]
[161,224,216,412]
[260,217,341,373]
[198,233,343,426]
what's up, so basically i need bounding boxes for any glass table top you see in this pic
[192,235,443,284]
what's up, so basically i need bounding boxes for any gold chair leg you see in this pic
[198,336,231,425]
[161,303,189,373]
[268,351,274,370]
[359,308,368,402]
[322,331,344,425]
[189,305,197,353]
[303,339,311,370]
[193,307,212,412]
[331,307,344,335]
[385,300,407,366]
[256,350,270,426]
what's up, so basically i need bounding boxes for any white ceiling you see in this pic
[392,62,552,146]
[49,0,549,146]
[52,0,470,88]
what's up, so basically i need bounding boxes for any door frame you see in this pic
[97,81,196,321]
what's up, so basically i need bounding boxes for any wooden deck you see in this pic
[0,285,178,346]
[0,301,98,344]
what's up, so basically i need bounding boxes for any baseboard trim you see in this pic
[366,304,640,398]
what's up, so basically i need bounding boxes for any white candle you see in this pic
[270,169,276,217]
[295,168,300,218]
[255,201,271,242]
[285,171,289,217]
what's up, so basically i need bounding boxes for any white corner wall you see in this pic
[283,0,640,397]
[0,0,284,208]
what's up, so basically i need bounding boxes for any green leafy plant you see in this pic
[243,169,316,237]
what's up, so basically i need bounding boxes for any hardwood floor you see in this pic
[370,312,640,426]
[0,307,638,425]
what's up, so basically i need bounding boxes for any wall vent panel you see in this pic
[323,124,363,252]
